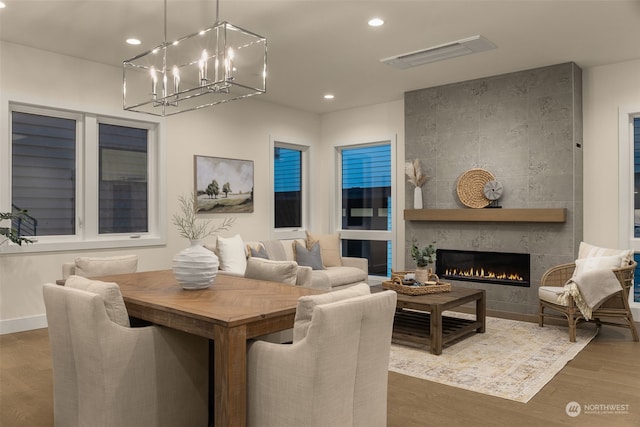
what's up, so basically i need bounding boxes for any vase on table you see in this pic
[413,186,423,209]
[415,265,436,284]
[172,239,219,290]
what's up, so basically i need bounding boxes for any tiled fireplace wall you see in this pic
[404,62,583,315]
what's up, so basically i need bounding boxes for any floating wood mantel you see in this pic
[404,208,567,223]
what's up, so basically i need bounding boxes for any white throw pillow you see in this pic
[217,234,247,275]
[572,255,624,278]
[65,275,130,327]
[293,283,370,342]
[577,242,632,266]
[244,257,298,286]
[74,255,138,277]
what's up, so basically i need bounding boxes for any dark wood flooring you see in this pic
[1,322,639,426]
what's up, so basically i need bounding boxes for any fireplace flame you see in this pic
[444,268,524,282]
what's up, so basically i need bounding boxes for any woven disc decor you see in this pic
[456,168,495,208]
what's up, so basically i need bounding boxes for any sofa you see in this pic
[205,232,368,291]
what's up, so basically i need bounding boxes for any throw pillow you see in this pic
[306,231,342,267]
[244,257,298,286]
[74,255,138,277]
[293,283,371,342]
[294,241,325,270]
[217,234,247,275]
[577,242,632,267]
[65,275,130,327]
[247,243,269,259]
[572,254,625,278]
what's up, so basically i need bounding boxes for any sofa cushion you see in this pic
[295,241,325,270]
[74,255,138,278]
[538,286,567,306]
[314,266,368,288]
[244,257,298,286]
[293,283,371,342]
[306,231,342,267]
[217,234,247,275]
[578,242,632,266]
[65,275,130,327]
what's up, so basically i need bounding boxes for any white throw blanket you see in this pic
[558,268,622,320]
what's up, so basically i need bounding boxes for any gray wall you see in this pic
[404,62,583,315]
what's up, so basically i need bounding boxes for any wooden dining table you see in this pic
[91,270,322,427]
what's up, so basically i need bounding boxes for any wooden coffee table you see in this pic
[375,285,486,355]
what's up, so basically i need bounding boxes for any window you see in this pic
[4,103,164,252]
[272,140,308,237]
[98,123,148,234]
[337,142,394,277]
[12,111,77,236]
[274,146,302,228]
[618,107,640,313]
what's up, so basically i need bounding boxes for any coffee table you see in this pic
[374,285,486,355]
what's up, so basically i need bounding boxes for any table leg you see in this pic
[476,291,486,333]
[430,305,443,355]
[213,324,248,427]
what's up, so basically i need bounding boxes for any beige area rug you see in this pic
[388,315,597,403]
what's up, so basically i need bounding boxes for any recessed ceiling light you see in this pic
[324,94,335,100]
[0,2,6,9]
[126,38,141,45]
[368,18,384,27]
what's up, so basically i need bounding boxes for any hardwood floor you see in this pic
[1,322,639,426]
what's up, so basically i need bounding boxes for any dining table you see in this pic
[91,269,322,427]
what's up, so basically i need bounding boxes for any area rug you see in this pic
[388,315,597,403]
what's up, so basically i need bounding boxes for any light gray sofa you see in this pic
[205,237,368,291]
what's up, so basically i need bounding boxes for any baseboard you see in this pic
[0,314,48,335]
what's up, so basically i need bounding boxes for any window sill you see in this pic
[0,235,166,254]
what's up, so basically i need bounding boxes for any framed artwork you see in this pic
[194,155,254,213]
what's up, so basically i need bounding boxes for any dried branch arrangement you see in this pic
[405,159,428,188]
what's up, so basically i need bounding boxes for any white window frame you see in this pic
[618,105,640,319]
[332,136,397,279]
[1,102,166,254]
[270,137,310,240]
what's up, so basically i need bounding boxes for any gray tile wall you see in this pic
[404,62,583,315]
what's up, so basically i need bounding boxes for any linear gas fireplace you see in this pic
[435,249,530,287]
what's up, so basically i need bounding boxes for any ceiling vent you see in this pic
[381,35,496,70]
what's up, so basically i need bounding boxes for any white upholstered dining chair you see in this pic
[43,278,209,427]
[247,284,397,427]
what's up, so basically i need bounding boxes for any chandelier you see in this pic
[123,0,267,116]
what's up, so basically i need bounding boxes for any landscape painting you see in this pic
[194,155,254,213]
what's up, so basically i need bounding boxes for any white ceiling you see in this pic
[2,0,640,114]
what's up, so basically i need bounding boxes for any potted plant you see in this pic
[410,238,437,283]
[0,210,33,246]
[171,193,235,290]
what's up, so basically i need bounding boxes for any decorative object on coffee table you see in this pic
[405,159,429,209]
[383,275,451,295]
[410,238,436,282]
[456,168,495,208]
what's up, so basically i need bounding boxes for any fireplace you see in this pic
[435,249,530,287]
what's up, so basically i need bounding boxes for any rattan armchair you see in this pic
[538,260,639,342]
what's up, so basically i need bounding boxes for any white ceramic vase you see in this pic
[413,186,423,209]
[172,239,219,290]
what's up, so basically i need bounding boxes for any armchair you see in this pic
[247,286,397,427]
[538,260,638,342]
[43,281,209,427]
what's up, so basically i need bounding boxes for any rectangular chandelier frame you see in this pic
[124,21,267,116]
